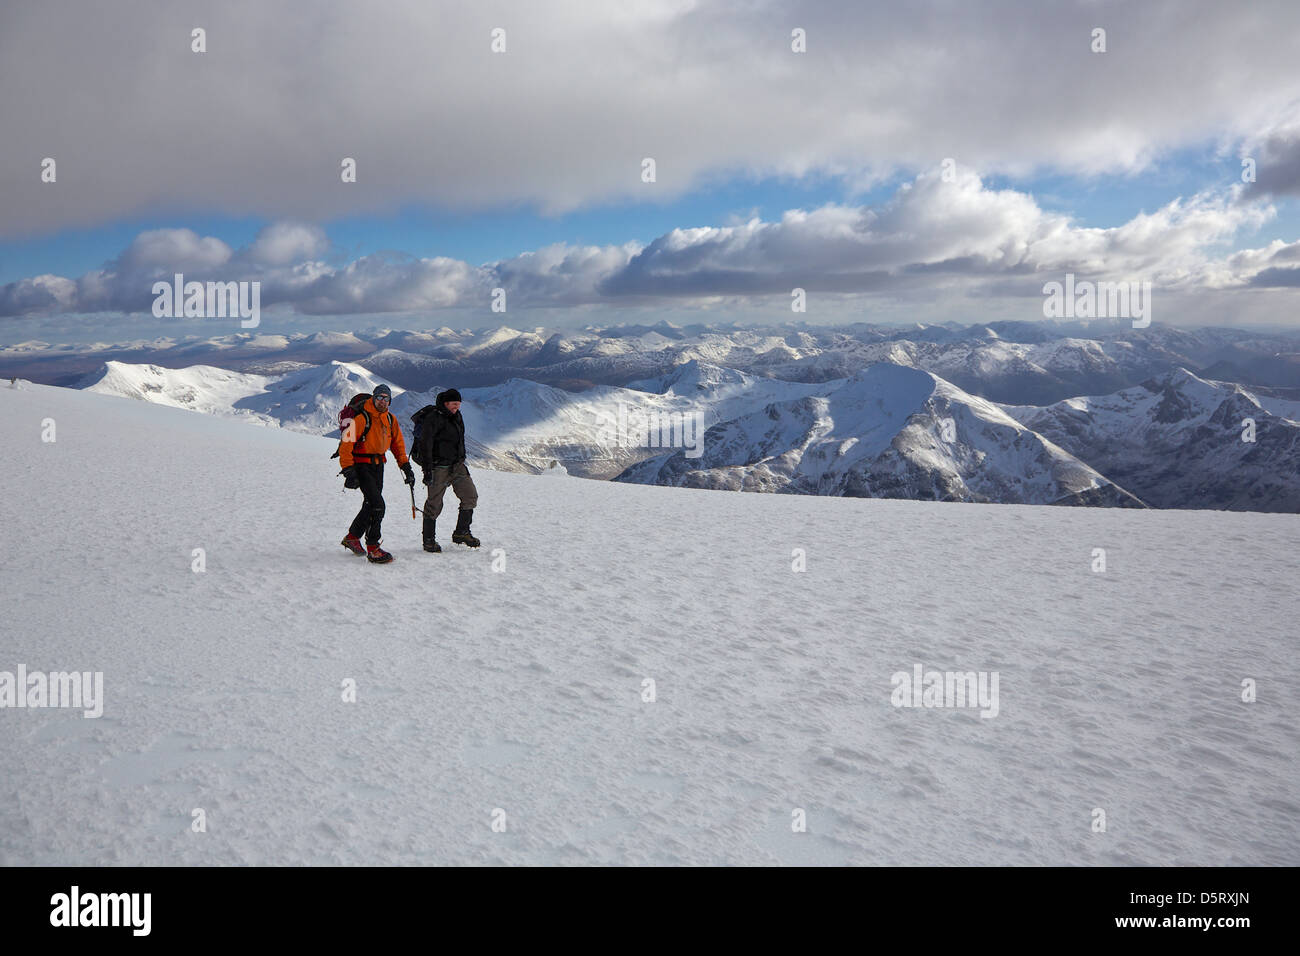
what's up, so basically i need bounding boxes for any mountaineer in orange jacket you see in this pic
[340,384,415,563]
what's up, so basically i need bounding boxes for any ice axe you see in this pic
[409,484,425,519]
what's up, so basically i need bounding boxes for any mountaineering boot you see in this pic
[422,517,441,553]
[366,541,394,564]
[341,534,365,556]
[451,508,480,548]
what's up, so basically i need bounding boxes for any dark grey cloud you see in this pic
[4,0,1300,237]
[1242,127,1300,199]
[1250,267,1300,287]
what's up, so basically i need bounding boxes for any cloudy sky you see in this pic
[2,0,1299,342]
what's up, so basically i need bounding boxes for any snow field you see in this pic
[1,382,1296,865]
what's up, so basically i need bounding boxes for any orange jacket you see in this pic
[339,399,409,468]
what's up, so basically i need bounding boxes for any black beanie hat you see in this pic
[440,388,462,404]
[373,384,392,400]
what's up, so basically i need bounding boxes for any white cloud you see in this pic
[1,174,1292,320]
[241,222,329,267]
[294,254,481,314]
[115,229,233,274]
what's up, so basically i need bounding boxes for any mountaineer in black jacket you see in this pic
[411,389,480,551]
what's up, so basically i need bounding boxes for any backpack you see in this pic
[329,393,374,460]
[410,404,436,469]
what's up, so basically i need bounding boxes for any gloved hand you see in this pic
[421,469,431,486]
[342,465,359,489]
[400,461,416,486]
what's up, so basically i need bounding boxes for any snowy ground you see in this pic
[1,381,1296,865]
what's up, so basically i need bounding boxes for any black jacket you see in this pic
[413,403,466,467]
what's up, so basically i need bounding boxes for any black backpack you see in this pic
[410,405,436,469]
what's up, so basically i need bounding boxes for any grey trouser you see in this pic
[423,462,478,518]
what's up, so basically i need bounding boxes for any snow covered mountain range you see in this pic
[10,320,1300,399]
[1005,369,1300,511]
[620,364,1141,506]
[55,321,1300,511]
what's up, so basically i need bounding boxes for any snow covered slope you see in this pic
[79,359,394,433]
[1,381,1295,865]
[620,364,1141,506]
[78,361,277,419]
[233,361,406,435]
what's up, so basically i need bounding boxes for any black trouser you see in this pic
[347,462,386,545]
